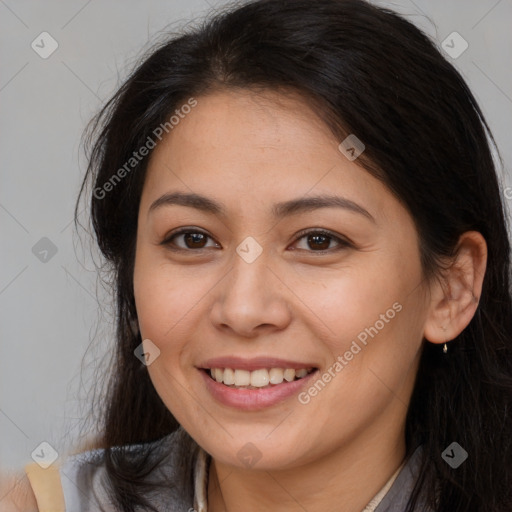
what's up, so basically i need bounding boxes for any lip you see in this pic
[197,356,317,372]
[198,367,319,410]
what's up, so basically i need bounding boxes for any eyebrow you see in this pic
[148,191,375,222]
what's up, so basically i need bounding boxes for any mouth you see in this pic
[202,366,317,389]
[197,357,320,409]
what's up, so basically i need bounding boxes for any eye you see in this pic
[291,229,352,253]
[160,227,352,253]
[160,228,220,251]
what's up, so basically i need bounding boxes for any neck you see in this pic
[207,418,407,512]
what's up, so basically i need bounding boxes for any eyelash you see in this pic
[160,227,353,254]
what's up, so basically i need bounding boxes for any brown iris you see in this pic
[307,234,330,251]
[184,232,208,249]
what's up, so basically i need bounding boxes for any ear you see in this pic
[423,231,487,345]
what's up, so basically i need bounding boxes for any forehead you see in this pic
[153,89,335,164]
[141,89,393,222]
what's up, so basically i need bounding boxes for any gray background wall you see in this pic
[1,0,511,471]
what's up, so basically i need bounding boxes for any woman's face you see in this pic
[133,89,431,469]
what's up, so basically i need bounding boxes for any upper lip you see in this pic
[197,356,318,372]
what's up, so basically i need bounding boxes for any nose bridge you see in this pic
[222,231,270,291]
[226,244,273,305]
[210,242,291,335]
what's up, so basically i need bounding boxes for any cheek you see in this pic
[133,246,209,343]
[132,249,208,422]
[296,251,425,393]
[295,257,416,345]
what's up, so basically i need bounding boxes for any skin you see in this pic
[133,89,486,512]
[0,472,38,511]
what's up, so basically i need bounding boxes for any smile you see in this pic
[207,367,315,389]
[198,364,319,410]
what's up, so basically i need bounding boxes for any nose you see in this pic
[209,251,292,338]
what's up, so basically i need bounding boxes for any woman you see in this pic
[9,0,512,510]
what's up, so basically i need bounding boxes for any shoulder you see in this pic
[59,427,198,510]
[0,471,38,512]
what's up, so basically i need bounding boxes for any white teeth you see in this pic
[250,369,270,387]
[283,368,295,382]
[208,367,313,387]
[223,368,235,385]
[234,369,251,386]
[269,368,284,384]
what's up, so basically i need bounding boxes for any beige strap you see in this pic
[24,462,66,512]
[193,447,209,512]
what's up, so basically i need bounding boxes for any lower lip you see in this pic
[199,369,318,410]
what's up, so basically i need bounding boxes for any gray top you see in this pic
[59,427,198,511]
[58,427,433,511]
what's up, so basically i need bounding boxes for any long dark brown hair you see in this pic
[76,0,512,510]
